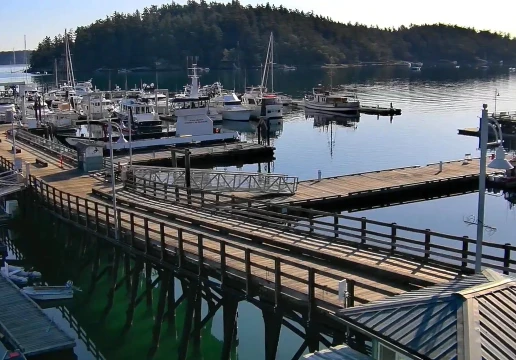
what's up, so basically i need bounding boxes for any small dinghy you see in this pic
[22,280,75,301]
[1,264,29,285]
[4,264,42,279]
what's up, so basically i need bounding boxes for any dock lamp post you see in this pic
[476,104,513,273]
[107,118,119,240]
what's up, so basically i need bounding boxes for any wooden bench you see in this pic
[35,158,48,168]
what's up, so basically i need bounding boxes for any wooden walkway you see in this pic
[2,130,515,315]
[257,159,500,207]
[0,273,75,356]
[111,142,274,167]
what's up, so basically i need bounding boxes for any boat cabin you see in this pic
[119,99,154,115]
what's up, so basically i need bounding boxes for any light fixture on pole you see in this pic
[108,118,119,240]
[475,104,513,273]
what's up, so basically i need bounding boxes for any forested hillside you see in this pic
[29,1,516,71]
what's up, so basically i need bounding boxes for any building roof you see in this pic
[338,269,516,360]
[303,345,373,360]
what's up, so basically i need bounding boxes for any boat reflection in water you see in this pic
[305,108,360,129]
[221,119,284,142]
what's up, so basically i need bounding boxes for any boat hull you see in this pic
[303,101,359,114]
[222,109,253,121]
[250,105,283,120]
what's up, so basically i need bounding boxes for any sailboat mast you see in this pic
[260,36,271,96]
[54,58,58,87]
[270,32,274,93]
[24,35,27,82]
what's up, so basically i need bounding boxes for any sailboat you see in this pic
[241,33,283,119]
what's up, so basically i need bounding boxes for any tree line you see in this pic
[29,1,516,72]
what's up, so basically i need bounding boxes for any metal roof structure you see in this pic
[303,344,373,360]
[338,269,516,360]
[0,273,75,356]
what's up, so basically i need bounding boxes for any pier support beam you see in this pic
[167,275,176,325]
[178,281,199,360]
[151,271,170,350]
[125,261,144,328]
[221,297,239,360]
[105,249,120,313]
[145,262,153,308]
[262,309,282,360]
[124,253,132,292]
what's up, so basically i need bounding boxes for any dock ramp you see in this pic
[0,274,75,356]
[127,165,298,194]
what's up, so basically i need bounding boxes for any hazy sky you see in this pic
[3,0,515,51]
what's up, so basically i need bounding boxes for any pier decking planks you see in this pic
[0,274,75,356]
[265,159,499,206]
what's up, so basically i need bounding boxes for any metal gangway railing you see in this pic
[126,165,299,194]
[9,128,78,165]
[0,170,25,197]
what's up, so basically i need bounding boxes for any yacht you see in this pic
[81,95,115,119]
[211,93,253,121]
[304,87,360,114]
[114,99,156,122]
[105,65,238,151]
[0,97,17,117]
[241,92,283,119]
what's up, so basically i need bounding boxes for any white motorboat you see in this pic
[211,93,253,121]
[114,98,156,122]
[304,87,360,114]
[22,281,74,301]
[241,87,283,120]
[81,95,115,119]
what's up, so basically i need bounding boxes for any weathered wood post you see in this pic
[503,243,511,275]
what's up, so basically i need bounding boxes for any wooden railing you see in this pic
[24,173,357,309]
[125,173,516,275]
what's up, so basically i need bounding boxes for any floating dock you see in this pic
[257,159,501,209]
[111,142,274,167]
[0,274,75,356]
[291,101,402,116]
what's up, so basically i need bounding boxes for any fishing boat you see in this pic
[22,281,74,301]
[304,87,360,114]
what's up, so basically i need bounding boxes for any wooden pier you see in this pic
[247,159,501,209]
[0,273,75,356]
[2,128,516,358]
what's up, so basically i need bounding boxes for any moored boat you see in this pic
[22,281,75,301]
[304,87,360,114]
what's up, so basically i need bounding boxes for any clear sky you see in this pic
[2,0,515,51]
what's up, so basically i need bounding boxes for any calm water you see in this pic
[5,65,516,359]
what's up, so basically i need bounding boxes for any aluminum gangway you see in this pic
[0,170,25,197]
[125,165,298,194]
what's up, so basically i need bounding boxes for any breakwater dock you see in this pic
[0,274,75,357]
[2,125,515,358]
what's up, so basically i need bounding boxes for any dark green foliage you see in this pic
[28,2,516,71]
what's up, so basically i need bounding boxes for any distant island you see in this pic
[29,2,516,72]
[0,50,31,66]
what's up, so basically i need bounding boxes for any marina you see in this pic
[2,45,516,359]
